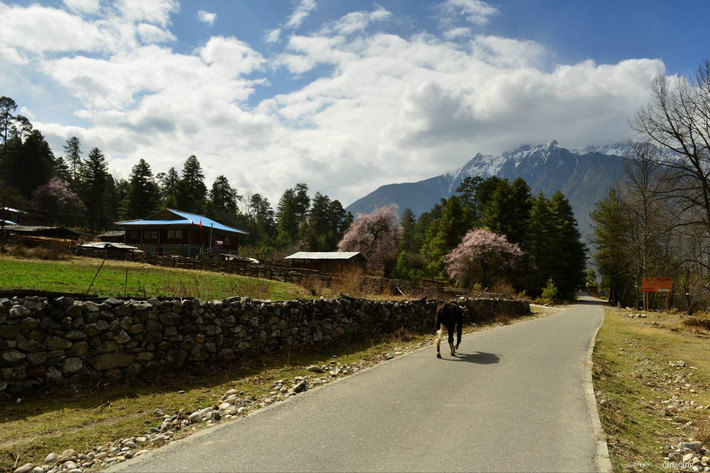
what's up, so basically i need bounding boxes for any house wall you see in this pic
[123,227,239,254]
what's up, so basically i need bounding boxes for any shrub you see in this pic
[541,278,558,301]
[683,316,710,331]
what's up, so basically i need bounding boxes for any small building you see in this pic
[116,208,248,257]
[97,230,125,243]
[4,225,80,240]
[78,241,143,258]
[284,251,366,273]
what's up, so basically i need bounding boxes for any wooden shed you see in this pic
[284,251,366,274]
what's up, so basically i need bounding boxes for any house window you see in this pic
[224,236,230,245]
[130,231,139,240]
[144,230,158,240]
[167,229,182,240]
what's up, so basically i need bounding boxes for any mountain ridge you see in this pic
[346,141,636,236]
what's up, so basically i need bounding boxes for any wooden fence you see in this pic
[75,248,501,300]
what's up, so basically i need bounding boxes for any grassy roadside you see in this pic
[0,306,548,472]
[0,256,309,300]
[593,308,710,472]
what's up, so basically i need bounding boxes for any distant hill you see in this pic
[346,141,632,238]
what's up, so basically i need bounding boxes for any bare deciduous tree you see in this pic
[633,60,710,247]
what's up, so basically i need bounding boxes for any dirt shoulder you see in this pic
[593,307,710,472]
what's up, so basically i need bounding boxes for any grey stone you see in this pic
[46,336,72,350]
[64,330,87,341]
[65,304,84,317]
[26,352,47,366]
[62,358,83,375]
[17,317,39,330]
[44,453,57,464]
[39,317,61,330]
[45,367,63,384]
[145,319,163,332]
[92,353,134,370]
[13,463,34,473]
[83,301,99,312]
[68,342,89,357]
[97,340,117,353]
[1,350,25,366]
[135,352,153,362]
[0,325,19,338]
[9,305,31,318]
[114,330,131,344]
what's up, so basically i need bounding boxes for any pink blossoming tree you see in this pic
[444,228,524,289]
[31,177,86,226]
[337,204,401,272]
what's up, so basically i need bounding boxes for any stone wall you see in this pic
[0,295,529,396]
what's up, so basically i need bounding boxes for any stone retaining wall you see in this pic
[0,295,529,396]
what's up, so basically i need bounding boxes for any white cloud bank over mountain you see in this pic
[0,0,665,207]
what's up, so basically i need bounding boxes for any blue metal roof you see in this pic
[116,208,248,235]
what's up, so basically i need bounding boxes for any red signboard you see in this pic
[642,277,672,293]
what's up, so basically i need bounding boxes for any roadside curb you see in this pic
[585,308,613,473]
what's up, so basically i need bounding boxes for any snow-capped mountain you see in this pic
[346,141,630,236]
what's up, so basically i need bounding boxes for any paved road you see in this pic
[109,297,604,472]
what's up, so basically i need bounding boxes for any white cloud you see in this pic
[0,3,106,55]
[441,0,498,26]
[115,0,178,28]
[63,0,101,15]
[319,7,392,36]
[197,10,217,25]
[443,27,471,40]
[0,1,667,210]
[285,0,316,30]
[137,23,176,44]
[265,28,281,44]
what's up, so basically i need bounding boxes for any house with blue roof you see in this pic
[116,208,248,257]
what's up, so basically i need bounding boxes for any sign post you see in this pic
[641,277,672,311]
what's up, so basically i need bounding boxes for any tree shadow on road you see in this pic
[443,351,501,364]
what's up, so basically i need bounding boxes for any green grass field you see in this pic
[0,256,309,300]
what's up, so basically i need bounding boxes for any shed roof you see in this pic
[116,208,248,235]
[80,242,140,251]
[98,230,125,238]
[5,225,80,238]
[2,207,27,215]
[285,251,362,260]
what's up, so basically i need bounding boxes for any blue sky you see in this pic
[1,0,707,207]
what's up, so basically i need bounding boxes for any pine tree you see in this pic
[526,191,555,295]
[122,159,161,219]
[276,183,310,247]
[78,147,111,231]
[14,130,55,199]
[0,96,17,146]
[205,175,240,225]
[157,167,180,208]
[399,208,417,253]
[480,178,531,245]
[591,188,634,305]
[426,195,469,276]
[549,191,587,298]
[175,155,207,214]
[63,136,82,183]
[244,193,276,247]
